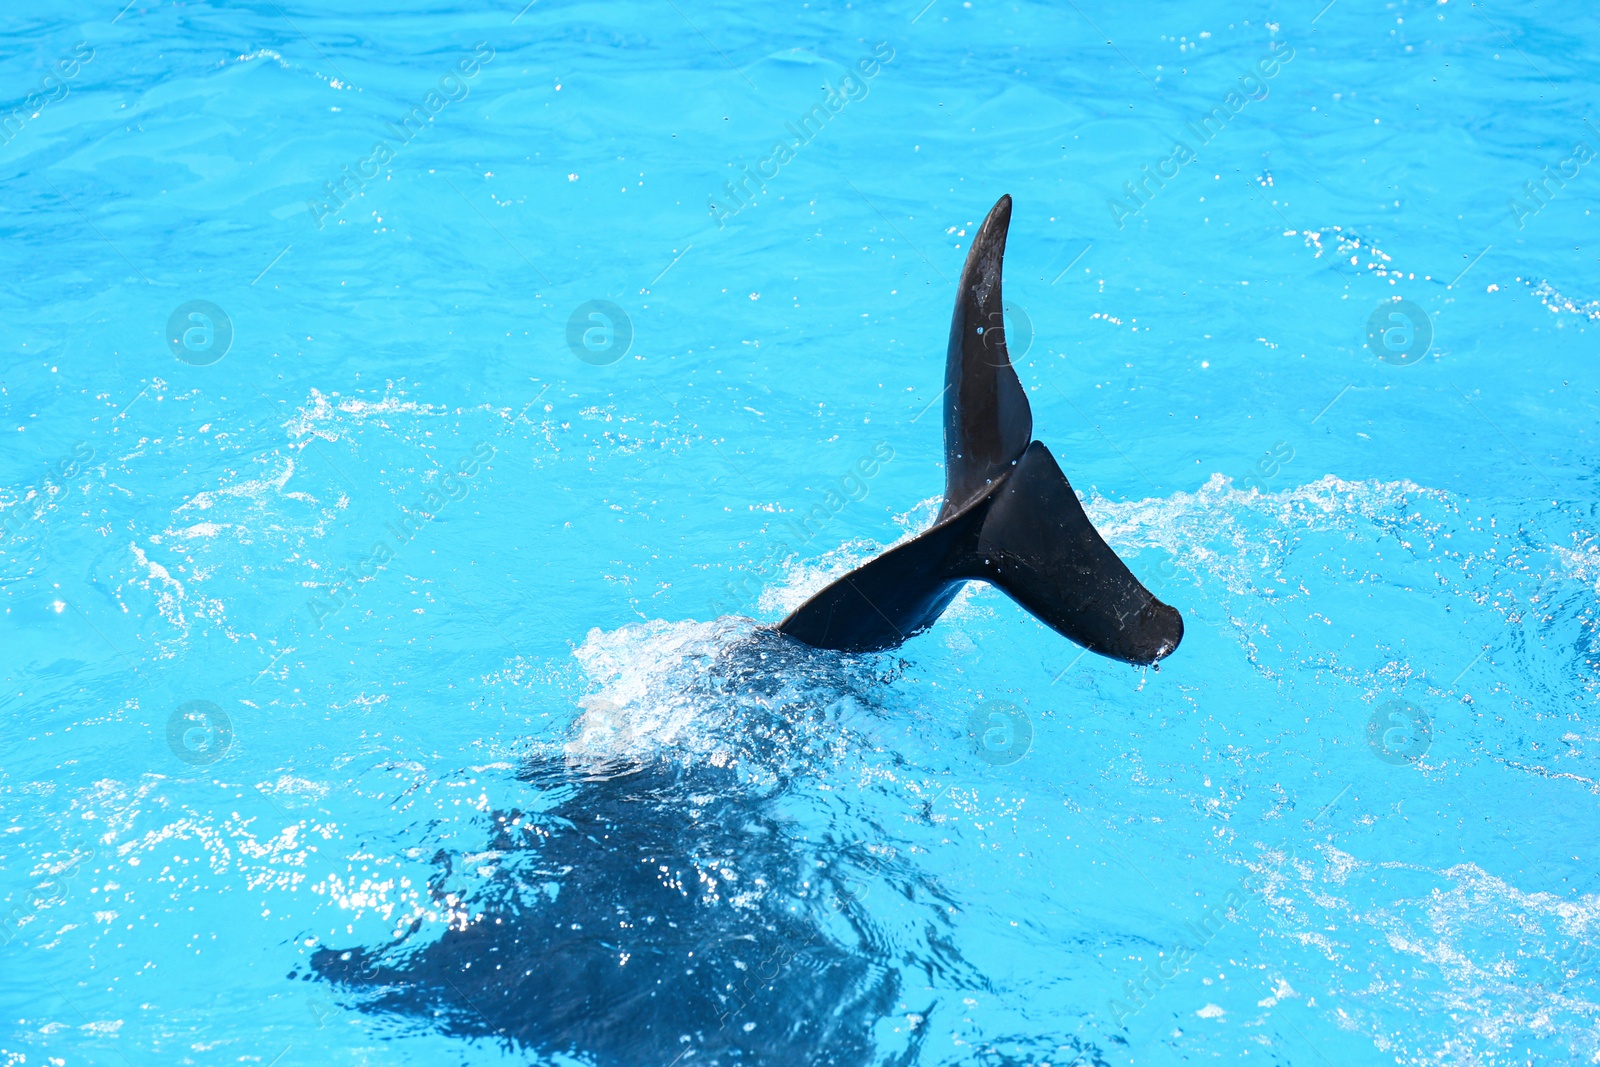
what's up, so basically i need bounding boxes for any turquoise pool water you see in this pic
[3,1,1598,1064]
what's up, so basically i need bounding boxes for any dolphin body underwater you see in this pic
[301,198,1170,1065]
[305,639,976,1065]
[779,194,1183,666]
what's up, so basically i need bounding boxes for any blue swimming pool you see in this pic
[3,1,1598,1063]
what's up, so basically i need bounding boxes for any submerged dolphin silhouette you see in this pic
[778,195,1184,664]
[300,627,1059,1064]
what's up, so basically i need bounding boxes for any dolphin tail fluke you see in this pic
[776,194,1183,663]
[970,441,1183,664]
[774,503,983,654]
[775,442,1182,661]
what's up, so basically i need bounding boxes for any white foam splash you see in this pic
[751,473,1446,618]
[1553,543,1600,591]
[1522,277,1600,321]
[176,456,300,514]
[284,386,444,443]
[561,612,894,781]
[565,617,756,771]
[1085,472,1449,594]
[754,537,881,618]
[1251,848,1600,1058]
[1288,226,1427,284]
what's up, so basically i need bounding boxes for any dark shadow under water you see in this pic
[301,626,954,1065]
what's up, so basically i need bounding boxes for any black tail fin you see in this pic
[970,441,1183,663]
[939,194,1031,522]
[777,196,1183,663]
